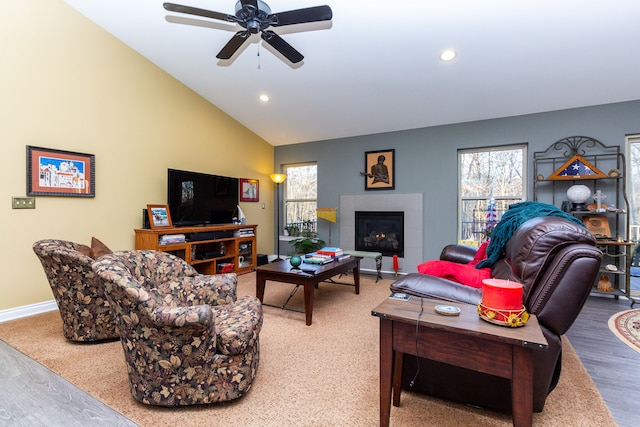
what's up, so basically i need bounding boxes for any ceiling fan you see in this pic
[163,1,333,64]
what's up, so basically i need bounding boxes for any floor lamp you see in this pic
[270,173,287,262]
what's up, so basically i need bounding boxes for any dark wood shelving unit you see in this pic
[533,136,631,300]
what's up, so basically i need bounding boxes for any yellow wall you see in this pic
[0,0,274,311]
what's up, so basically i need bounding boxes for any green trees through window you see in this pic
[458,145,526,245]
[284,163,318,235]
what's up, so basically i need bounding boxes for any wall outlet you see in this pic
[12,197,35,209]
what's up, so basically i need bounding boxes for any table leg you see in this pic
[303,282,315,326]
[256,273,266,302]
[353,263,360,295]
[379,318,393,427]
[511,346,534,427]
[392,351,403,407]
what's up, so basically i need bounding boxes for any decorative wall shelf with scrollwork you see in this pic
[533,135,631,301]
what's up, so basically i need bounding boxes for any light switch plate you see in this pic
[12,197,35,209]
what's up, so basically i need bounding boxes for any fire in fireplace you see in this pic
[355,211,404,257]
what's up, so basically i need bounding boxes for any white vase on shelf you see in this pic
[566,184,591,211]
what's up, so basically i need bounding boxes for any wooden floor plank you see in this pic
[0,340,138,427]
[566,295,640,427]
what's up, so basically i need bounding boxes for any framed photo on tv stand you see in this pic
[147,204,173,229]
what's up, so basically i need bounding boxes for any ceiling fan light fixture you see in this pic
[440,49,457,62]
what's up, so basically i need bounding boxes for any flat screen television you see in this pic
[167,168,239,227]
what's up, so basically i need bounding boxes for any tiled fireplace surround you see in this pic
[339,193,423,274]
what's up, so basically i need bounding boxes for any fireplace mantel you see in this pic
[339,194,423,274]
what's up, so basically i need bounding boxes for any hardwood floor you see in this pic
[566,295,640,427]
[0,340,137,427]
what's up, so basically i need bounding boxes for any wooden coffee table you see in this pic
[255,256,361,325]
[371,296,548,427]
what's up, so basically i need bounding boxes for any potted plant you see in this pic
[289,221,325,254]
[285,225,300,237]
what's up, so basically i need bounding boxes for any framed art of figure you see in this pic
[147,204,173,229]
[240,178,259,202]
[27,146,95,197]
[362,149,395,190]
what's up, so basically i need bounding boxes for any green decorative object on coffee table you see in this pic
[289,255,302,269]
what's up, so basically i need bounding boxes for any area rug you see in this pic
[0,272,617,426]
[608,308,640,354]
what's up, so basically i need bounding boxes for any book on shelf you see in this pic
[234,228,255,237]
[317,247,343,257]
[159,234,186,245]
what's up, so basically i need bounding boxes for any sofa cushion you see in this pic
[76,243,92,258]
[390,273,482,305]
[90,237,112,259]
[74,238,112,259]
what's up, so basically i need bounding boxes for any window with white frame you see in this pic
[458,145,527,245]
[627,135,640,245]
[284,163,318,234]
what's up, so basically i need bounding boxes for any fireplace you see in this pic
[355,211,404,257]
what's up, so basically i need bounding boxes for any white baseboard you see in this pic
[0,300,58,323]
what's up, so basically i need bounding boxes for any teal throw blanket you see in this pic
[476,201,585,269]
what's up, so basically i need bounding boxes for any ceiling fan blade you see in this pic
[163,3,230,22]
[217,31,251,60]
[271,5,332,27]
[261,30,303,63]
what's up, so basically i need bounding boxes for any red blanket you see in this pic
[416,242,490,289]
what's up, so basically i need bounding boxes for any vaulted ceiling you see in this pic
[65,0,640,146]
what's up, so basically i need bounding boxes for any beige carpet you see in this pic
[0,272,616,426]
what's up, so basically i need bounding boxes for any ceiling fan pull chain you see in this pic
[257,43,261,70]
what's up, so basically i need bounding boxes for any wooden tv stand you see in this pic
[134,224,257,275]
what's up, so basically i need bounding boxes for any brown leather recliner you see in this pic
[390,216,602,412]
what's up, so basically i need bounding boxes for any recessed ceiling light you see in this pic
[259,94,270,102]
[440,49,457,62]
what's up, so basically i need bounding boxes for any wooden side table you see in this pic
[371,297,548,427]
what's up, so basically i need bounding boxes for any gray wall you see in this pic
[274,100,640,265]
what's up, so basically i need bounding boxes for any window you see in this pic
[458,145,527,245]
[627,135,640,243]
[284,163,318,234]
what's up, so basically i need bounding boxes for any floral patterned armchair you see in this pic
[92,250,263,406]
[32,239,119,342]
